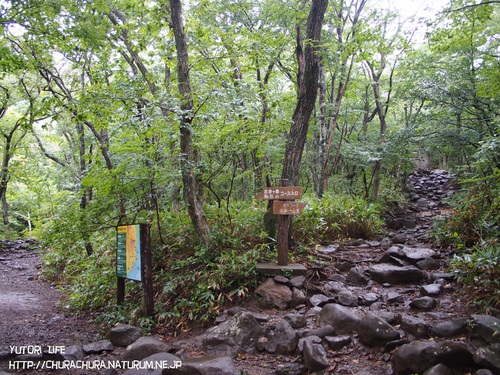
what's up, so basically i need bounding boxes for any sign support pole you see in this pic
[140,224,154,317]
[277,179,290,266]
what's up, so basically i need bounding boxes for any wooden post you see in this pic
[141,224,155,317]
[117,277,125,305]
[277,179,290,266]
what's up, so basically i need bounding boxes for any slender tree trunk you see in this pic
[169,0,211,247]
[279,0,328,259]
[282,0,328,185]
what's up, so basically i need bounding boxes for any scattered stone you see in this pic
[401,315,428,338]
[265,319,298,354]
[402,247,436,262]
[202,312,265,357]
[304,325,335,339]
[317,303,360,334]
[367,264,426,284]
[309,294,331,307]
[469,315,500,344]
[325,335,352,350]
[417,257,441,271]
[337,290,358,307]
[387,291,404,304]
[290,287,307,308]
[302,336,328,372]
[62,345,84,361]
[392,233,407,244]
[430,317,468,338]
[122,336,170,361]
[289,275,306,289]
[346,267,370,286]
[255,278,292,310]
[473,344,500,374]
[423,363,453,375]
[410,296,437,311]
[284,313,307,329]
[420,284,442,297]
[83,340,114,354]
[110,324,142,347]
[357,312,400,347]
[360,292,378,305]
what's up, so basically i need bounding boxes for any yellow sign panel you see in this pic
[116,225,142,281]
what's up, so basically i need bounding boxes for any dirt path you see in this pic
[0,240,102,374]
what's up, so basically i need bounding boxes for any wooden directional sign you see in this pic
[273,201,307,215]
[255,187,302,200]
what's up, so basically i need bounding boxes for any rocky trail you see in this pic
[1,169,499,375]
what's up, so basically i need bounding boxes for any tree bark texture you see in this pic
[281,0,328,185]
[169,0,211,247]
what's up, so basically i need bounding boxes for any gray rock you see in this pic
[265,319,298,354]
[469,315,500,344]
[302,337,328,372]
[83,340,114,354]
[401,315,428,338]
[298,335,322,352]
[381,237,393,250]
[420,283,442,297]
[62,344,84,361]
[430,317,468,338]
[290,287,307,308]
[317,303,360,334]
[473,344,500,374]
[357,312,400,347]
[325,335,352,350]
[367,264,426,284]
[417,257,441,271]
[393,340,439,374]
[346,267,370,286]
[474,370,495,375]
[337,290,359,307]
[309,293,331,307]
[410,296,437,311]
[304,325,335,338]
[284,313,307,329]
[423,363,453,375]
[163,355,238,375]
[402,247,436,262]
[360,292,379,305]
[392,233,407,244]
[123,352,181,375]
[255,278,292,310]
[289,275,306,289]
[387,291,404,304]
[110,324,142,347]
[123,336,170,361]
[202,312,265,357]
[322,281,345,295]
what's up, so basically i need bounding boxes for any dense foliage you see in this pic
[1,0,499,326]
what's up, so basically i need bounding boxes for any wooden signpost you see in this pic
[256,180,307,266]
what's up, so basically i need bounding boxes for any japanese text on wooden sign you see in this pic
[273,201,307,215]
[255,187,302,200]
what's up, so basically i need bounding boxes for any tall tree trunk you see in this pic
[279,0,328,260]
[282,0,328,185]
[169,0,211,247]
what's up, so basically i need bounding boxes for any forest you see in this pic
[1,0,499,329]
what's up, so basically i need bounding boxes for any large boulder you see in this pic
[202,312,265,357]
[317,303,360,334]
[357,312,400,347]
[123,336,171,362]
[255,278,292,310]
[367,264,426,284]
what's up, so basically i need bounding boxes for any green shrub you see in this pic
[294,193,384,243]
[450,243,500,311]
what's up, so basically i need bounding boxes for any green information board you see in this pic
[116,225,142,281]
